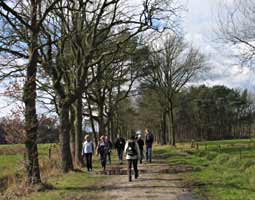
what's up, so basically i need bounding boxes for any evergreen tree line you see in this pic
[131,85,255,143]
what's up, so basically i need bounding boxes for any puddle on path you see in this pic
[178,193,200,200]
[96,165,195,175]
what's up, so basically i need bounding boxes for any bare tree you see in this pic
[40,0,179,172]
[85,35,148,141]
[0,0,180,174]
[146,34,205,145]
[0,0,62,185]
[217,0,255,65]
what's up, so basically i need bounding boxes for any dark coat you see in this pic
[115,137,126,151]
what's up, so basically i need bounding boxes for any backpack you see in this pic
[126,141,137,156]
[146,133,153,143]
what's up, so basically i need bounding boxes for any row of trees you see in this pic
[0,0,180,185]
[1,0,254,188]
[176,86,254,141]
[113,0,255,144]
[126,85,255,143]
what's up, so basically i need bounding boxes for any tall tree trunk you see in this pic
[116,112,120,137]
[108,120,111,140]
[24,38,41,185]
[74,96,83,166]
[161,111,167,145]
[167,113,172,145]
[168,99,176,146]
[59,102,73,172]
[98,103,105,136]
[23,1,41,185]
[70,106,75,162]
[87,97,98,146]
[110,116,115,141]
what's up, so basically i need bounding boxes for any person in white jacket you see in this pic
[81,135,94,171]
[124,135,140,182]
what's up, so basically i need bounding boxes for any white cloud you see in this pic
[181,0,255,92]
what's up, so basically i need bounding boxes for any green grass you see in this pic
[0,154,23,177]
[0,144,24,178]
[0,144,52,178]
[0,143,106,199]
[155,139,255,200]
[2,140,255,200]
[22,171,104,200]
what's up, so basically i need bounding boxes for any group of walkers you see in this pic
[81,128,154,181]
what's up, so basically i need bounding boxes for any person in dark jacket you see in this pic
[145,128,154,163]
[115,134,126,164]
[97,136,107,171]
[137,135,144,164]
[105,135,113,164]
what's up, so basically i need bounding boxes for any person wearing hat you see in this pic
[124,134,140,182]
[81,134,94,171]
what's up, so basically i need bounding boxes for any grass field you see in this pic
[0,144,25,179]
[0,143,109,199]
[1,139,255,200]
[154,139,255,200]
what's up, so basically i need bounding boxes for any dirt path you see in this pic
[92,162,199,200]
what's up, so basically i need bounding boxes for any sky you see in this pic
[0,0,255,117]
[181,0,255,92]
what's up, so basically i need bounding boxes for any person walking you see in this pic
[137,135,144,164]
[81,135,94,171]
[105,135,113,164]
[124,134,140,182]
[97,136,107,171]
[145,129,154,163]
[115,134,126,164]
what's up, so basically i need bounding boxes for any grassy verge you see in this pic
[0,143,113,199]
[154,139,255,200]
[21,171,104,200]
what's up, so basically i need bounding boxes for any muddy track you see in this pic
[96,162,197,176]
[98,174,197,200]
[81,161,202,200]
